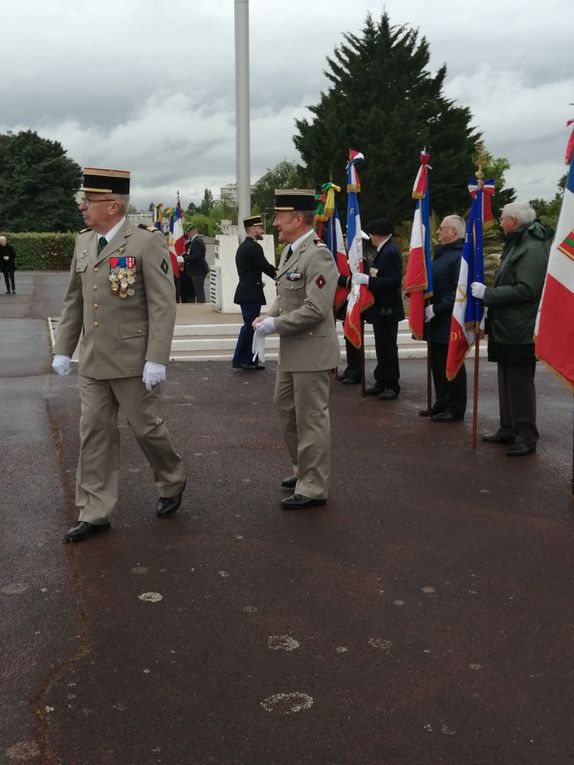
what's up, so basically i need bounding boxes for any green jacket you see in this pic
[484,220,550,364]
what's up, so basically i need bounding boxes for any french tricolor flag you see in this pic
[535,125,574,391]
[446,184,486,381]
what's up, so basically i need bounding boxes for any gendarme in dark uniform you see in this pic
[253,189,340,509]
[52,167,186,542]
[232,213,276,370]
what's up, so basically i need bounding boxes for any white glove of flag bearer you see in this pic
[52,355,71,376]
[352,272,369,286]
[471,282,486,300]
[424,305,435,323]
[143,361,166,391]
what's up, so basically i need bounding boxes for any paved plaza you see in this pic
[1,273,574,765]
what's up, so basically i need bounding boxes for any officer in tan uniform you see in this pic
[253,189,340,509]
[52,167,187,541]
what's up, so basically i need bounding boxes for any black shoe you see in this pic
[431,411,464,422]
[65,520,110,542]
[364,386,383,396]
[280,475,297,490]
[341,376,360,385]
[156,481,186,518]
[506,442,536,457]
[378,388,399,401]
[281,494,327,509]
[481,431,515,444]
[418,407,443,417]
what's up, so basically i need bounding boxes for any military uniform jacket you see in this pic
[233,236,276,305]
[269,235,340,372]
[54,223,176,379]
[185,236,209,276]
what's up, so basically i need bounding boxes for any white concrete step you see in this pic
[48,317,487,363]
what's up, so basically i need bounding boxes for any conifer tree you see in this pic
[294,13,485,225]
[0,130,82,231]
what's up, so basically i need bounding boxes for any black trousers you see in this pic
[371,318,400,392]
[497,361,539,444]
[191,275,207,303]
[430,342,467,417]
[342,333,362,379]
[3,269,15,293]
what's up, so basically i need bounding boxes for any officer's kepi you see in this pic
[81,167,131,194]
[274,189,316,212]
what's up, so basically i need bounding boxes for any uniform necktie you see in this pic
[286,246,293,258]
[97,236,108,254]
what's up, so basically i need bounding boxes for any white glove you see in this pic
[142,361,166,391]
[471,282,486,300]
[424,305,435,323]
[52,355,71,376]
[352,272,370,286]
[255,317,276,336]
[252,329,266,365]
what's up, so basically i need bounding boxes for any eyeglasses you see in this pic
[76,194,115,208]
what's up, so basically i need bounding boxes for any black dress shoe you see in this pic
[431,411,464,422]
[281,494,327,509]
[65,520,110,542]
[506,442,536,457]
[481,431,515,444]
[341,376,360,385]
[378,388,399,401]
[157,481,186,518]
[280,475,297,490]
[418,407,444,417]
[364,386,383,396]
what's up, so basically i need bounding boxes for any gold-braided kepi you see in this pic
[274,188,316,212]
[243,214,263,228]
[81,167,131,194]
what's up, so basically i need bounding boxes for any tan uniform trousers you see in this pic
[76,375,186,524]
[274,369,332,500]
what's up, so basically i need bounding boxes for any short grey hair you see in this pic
[501,202,536,226]
[442,215,466,239]
[112,194,130,215]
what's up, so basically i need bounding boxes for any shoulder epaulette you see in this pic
[314,238,327,248]
[79,227,92,234]
[138,224,158,232]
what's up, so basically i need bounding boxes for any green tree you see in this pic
[252,160,308,230]
[294,13,497,225]
[0,130,83,231]
[530,174,567,230]
[198,188,214,217]
[184,213,219,237]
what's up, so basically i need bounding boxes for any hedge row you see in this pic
[5,232,75,270]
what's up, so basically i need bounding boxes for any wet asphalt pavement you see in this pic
[2,273,574,765]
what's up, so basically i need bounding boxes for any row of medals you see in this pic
[109,267,136,298]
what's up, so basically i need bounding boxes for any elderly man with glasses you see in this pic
[52,167,186,541]
[419,214,467,422]
[471,202,551,456]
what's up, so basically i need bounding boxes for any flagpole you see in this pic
[471,163,486,451]
[360,325,366,397]
[426,325,432,414]
[472,333,480,450]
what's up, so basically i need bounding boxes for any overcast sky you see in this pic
[1,0,572,211]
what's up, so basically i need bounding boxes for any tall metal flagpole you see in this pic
[234,0,251,241]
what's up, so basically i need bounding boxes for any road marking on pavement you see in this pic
[260,692,313,715]
[368,638,392,652]
[138,592,163,602]
[267,635,300,651]
[1,582,29,595]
